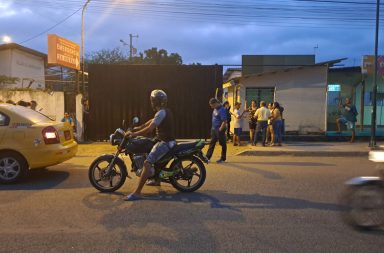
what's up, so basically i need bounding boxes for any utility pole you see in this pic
[81,0,91,95]
[129,34,139,61]
[370,0,380,148]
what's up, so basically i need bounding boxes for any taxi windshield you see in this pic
[7,105,54,123]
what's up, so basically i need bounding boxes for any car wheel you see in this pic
[0,152,28,184]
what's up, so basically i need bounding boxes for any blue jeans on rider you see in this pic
[146,141,176,164]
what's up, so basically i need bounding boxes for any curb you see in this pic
[236,150,369,157]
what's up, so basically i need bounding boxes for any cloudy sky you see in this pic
[0,0,382,67]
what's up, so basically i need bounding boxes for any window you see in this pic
[245,88,275,105]
[364,92,384,106]
[0,112,10,126]
[6,106,53,123]
[328,84,341,92]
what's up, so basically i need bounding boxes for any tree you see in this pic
[86,48,126,64]
[142,48,182,65]
[86,47,183,65]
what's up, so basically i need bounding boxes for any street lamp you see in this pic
[2,35,12,44]
[81,0,91,95]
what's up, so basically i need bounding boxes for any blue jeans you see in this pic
[254,121,268,145]
[273,120,282,144]
[146,141,176,164]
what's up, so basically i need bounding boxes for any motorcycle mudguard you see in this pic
[96,154,129,176]
[345,176,382,186]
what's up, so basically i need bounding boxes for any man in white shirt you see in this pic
[252,101,270,146]
[231,102,245,146]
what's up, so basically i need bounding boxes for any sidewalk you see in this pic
[231,141,378,157]
[77,141,380,158]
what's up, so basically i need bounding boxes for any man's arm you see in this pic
[133,119,152,131]
[129,120,156,138]
[219,121,227,132]
[219,108,227,132]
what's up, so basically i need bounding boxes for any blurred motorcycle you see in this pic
[340,150,384,230]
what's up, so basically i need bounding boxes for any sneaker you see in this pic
[216,159,226,163]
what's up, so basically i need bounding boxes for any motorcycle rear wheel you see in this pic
[89,156,127,192]
[340,184,384,230]
[169,156,206,192]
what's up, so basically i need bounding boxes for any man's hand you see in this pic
[125,131,136,138]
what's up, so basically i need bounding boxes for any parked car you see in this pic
[0,103,78,183]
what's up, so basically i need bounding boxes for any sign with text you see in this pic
[48,34,80,70]
[362,55,384,76]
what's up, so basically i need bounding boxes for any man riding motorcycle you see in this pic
[124,89,176,201]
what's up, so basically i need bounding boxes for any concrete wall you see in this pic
[0,50,11,76]
[239,66,328,134]
[0,90,64,121]
[0,49,45,89]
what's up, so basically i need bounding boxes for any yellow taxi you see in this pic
[0,103,78,183]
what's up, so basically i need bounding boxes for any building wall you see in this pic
[11,49,45,89]
[242,55,315,76]
[239,66,328,133]
[0,90,64,121]
[0,49,45,89]
[0,50,11,76]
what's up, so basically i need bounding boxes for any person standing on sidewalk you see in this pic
[206,98,228,163]
[271,102,283,146]
[266,102,274,145]
[231,102,245,146]
[336,97,358,143]
[246,100,257,143]
[223,101,232,142]
[253,101,270,146]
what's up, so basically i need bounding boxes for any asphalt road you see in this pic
[1,146,384,253]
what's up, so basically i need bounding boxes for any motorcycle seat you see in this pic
[172,141,199,153]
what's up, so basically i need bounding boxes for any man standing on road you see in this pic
[206,98,227,163]
[336,97,358,143]
[253,101,270,146]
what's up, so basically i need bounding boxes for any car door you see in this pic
[0,111,10,143]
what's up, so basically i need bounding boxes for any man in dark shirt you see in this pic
[206,98,227,163]
[124,90,176,201]
[223,101,232,141]
[336,97,358,142]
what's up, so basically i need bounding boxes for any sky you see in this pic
[0,0,383,68]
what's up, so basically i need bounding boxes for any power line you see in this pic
[19,6,82,44]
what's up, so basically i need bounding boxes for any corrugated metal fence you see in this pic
[87,64,223,140]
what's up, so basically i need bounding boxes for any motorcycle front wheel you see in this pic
[88,156,127,192]
[340,184,384,230]
[169,156,206,192]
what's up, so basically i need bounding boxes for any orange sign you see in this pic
[48,34,80,70]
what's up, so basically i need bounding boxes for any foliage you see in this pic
[86,47,183,65]
[0,75,19,87]
[86,48,127,64]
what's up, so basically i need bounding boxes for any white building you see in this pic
[223,55,345,134]
[0,43,46,89]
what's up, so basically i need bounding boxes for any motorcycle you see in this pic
[340,150,384,230]
[88,117,208,193]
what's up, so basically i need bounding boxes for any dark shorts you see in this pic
[249,121,256,130]
[234,128,242,136]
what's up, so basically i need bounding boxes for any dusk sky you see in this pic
[0,0,382,67]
